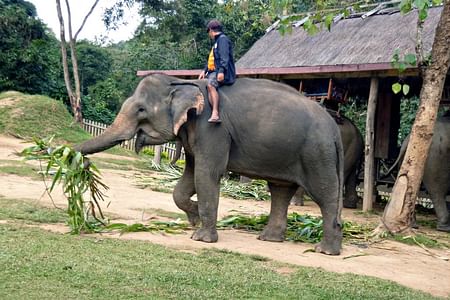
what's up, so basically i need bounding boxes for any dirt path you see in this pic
[1,134,449,298]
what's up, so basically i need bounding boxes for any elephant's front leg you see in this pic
[259,183,297,242]
[190,158,226,243]
[173,154,199,226]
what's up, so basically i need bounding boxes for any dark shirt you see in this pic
[204,33,236,85]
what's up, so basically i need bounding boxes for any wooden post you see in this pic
[363,77,379,212]
[153,145,162,166]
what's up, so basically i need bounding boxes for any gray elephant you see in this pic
[77,74,344,255]
[291,114,363,209]
[387,112,450,232]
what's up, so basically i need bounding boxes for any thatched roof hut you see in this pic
[236,6,443,77]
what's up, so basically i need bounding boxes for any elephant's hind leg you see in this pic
[259,183,297,242]
[173,154,199,226]
[304,167,342,255]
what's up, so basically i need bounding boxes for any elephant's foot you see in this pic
[314,240,341,255]
[436,223,450,232]
[191,227,218,243]
[258,227,285,242]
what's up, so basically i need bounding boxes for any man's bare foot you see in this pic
[208,116,222,123]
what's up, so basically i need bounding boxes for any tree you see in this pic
[0,0,65,98]
[379,1,450,233]
[77,41,113,95]
[56,0,100,124]
[268,0,449,234]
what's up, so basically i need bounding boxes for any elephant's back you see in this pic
[220,78,332,125]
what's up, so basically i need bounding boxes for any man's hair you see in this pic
[207,19,223,32]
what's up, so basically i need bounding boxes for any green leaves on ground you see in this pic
[221,179,270,201]
[218,213,373,243]
[20,136,108,234]
[105,219,189,234]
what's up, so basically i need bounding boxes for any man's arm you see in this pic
[217,36,231,78]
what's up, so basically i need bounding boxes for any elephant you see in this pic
[76,74,345,255]
[291,114,363,209]
[386,112,450,232]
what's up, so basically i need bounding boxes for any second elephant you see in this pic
[387,112,450,232]
[291,114,363,209]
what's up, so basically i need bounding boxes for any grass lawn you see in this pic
[0,199,441,300]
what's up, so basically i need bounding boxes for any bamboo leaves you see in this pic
[20,136,108,234]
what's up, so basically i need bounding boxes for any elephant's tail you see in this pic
[385,135,409,177]
[335,137,344,228]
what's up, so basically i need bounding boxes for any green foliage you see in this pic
[398,96,420,144]
[105,219,189,234]
[221,179,270,201]
[77,41,114,95]
[217,212,373,243]
[0,0,65,99]
[20,137,109,234]
[82,77,123,124]
[339,98,367,138]
[399,0,443,21]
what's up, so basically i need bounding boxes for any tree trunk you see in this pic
[65,0,83,124]
[56,0,99,124]
[56,0,75,117]
[380,2,450,233]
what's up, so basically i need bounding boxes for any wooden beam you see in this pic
[363,77,379,211]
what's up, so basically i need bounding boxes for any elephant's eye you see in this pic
[137,107,145,113]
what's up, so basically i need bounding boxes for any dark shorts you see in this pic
[206,71,222,89]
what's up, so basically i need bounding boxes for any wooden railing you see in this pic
[82,119,184,162]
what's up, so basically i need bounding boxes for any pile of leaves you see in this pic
[221,179,270,201]
[218,212,372,243]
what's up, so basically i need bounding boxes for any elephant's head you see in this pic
[76,74,204,155]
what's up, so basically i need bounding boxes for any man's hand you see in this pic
[198,71,206,79]
[217,72,224,82]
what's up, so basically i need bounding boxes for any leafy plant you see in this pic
[398,96,420,144]
[221,179,270,201]
[20,136,108,234]
[218,213,373,244]
[105,219,189,234]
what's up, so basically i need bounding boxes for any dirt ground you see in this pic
[1,134,449,298]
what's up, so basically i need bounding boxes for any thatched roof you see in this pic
[236,7,443,70]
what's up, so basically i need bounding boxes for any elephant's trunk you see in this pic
[75,114,136,155]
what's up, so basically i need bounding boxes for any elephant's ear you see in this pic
[169,83,204,135]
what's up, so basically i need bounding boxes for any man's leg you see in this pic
[206,72,221,123]
[207,84,220,122]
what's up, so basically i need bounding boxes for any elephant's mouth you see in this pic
[135,129,166,153]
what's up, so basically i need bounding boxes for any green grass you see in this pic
[391,233,449,249]
[0,160,42,179]
[0,223,441,300]
[90,157,152,172]
[0,197,66,224]
[0,91,90,144]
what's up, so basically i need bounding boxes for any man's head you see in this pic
[207,19,222,38]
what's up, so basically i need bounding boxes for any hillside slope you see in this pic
[0,91,90,143]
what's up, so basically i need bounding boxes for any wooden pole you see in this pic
[153,145,162,166]
[363,77,379,211]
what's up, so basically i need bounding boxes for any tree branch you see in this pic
[74,0,100,40]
